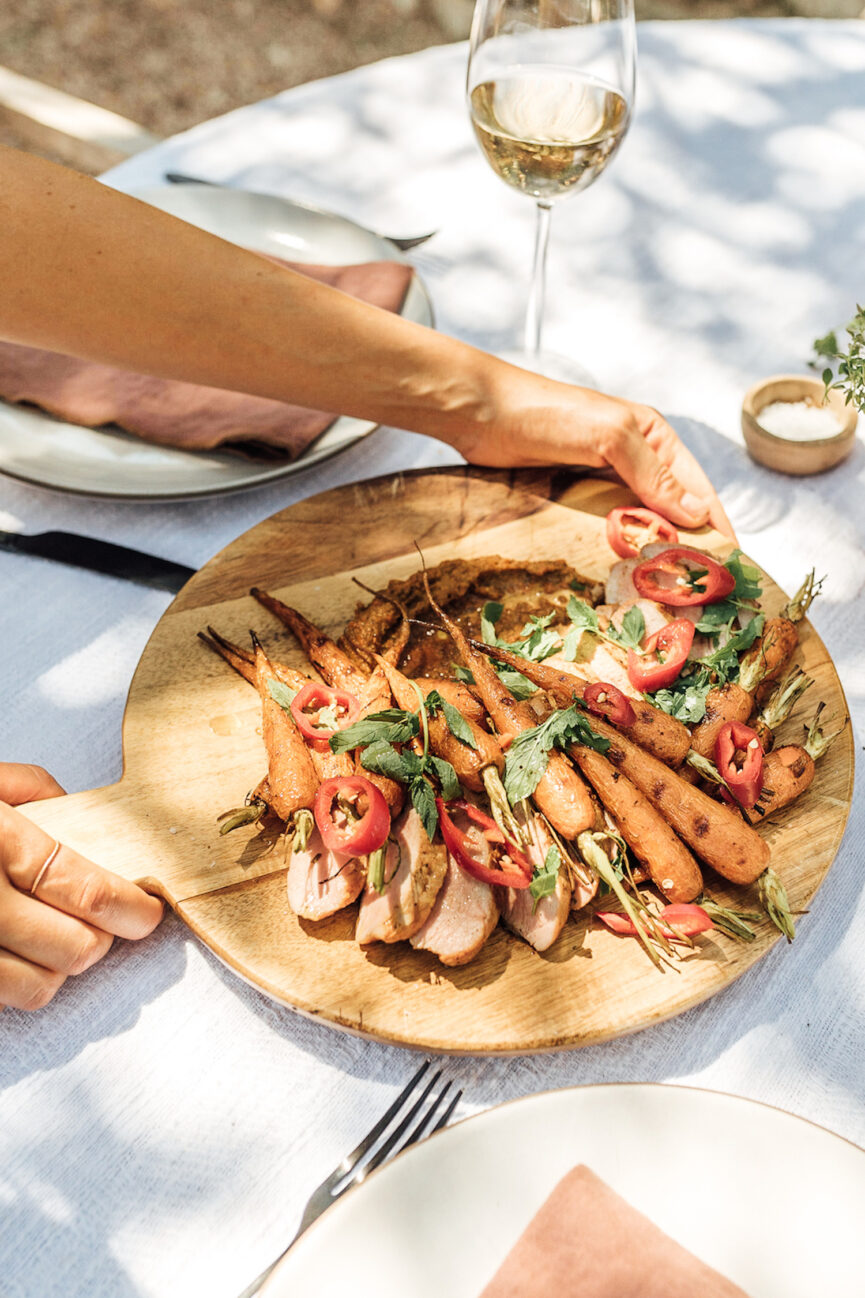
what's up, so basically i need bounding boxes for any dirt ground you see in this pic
[0,0,810,169]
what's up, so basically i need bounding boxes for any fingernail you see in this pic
[680,492,710,521]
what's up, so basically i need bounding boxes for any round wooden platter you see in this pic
[20,468,855,1054]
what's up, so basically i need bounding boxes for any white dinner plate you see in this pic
[263,1082,865,1298]
[0,185,434,500]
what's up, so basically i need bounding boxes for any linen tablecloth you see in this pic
[2,20,864,1298]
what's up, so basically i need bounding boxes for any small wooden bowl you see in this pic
[741,374,858,475]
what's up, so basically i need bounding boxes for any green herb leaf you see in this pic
[724,550,763,603]
[427,755,461,802]
[409,776,438,843]
[480,601,504,644]
[330,708,419,754]
[266,679,299,712]
[695,603,737,634]
[811,308,865,413]
[530,846,561,910]
[425,690,478,749]
[610,604,646,651]
[566,596,599,634]
[514,614,561,663]
[560,627,580,662]
[359,740,420,784]
[651,675,712,724]
[699,613,765,681]
[503,705,609,804]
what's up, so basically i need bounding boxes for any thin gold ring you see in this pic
[30,840,61,896]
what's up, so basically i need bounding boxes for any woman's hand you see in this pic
[453,371,736,538]
[0,763,163,1012]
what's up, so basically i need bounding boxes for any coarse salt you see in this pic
[757,400,842,442]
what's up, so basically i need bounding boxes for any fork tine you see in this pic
[390,1080,457,1157]
[334,1061,430,1179]
[431,1087,462,1134]
[351,1069,444,1185]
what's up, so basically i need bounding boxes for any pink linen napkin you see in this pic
[478,1165,751,1298]
[0,258,414,459]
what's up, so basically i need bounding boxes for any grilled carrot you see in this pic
[745,702,844,823]
[473,641,692,767]
[571,714,771,885]
[376,657,503,793]
[689,683,753,759]
[422,573,597,840]
[739,571,821,703]
[744,747,814,824]
[750,666,813,752]
[250,635,319,822]
[199,627,353,783]
[251,588,368,693]
[571,746,703,902]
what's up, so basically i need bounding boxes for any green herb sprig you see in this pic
[503,704,609,805]
[812,306,865,412]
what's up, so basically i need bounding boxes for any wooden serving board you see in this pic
[20,469,855,1054]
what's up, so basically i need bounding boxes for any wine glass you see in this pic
[466,0,636,383]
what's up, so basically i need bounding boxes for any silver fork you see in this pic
[162,172,438,251]
[236,1061,461,1298]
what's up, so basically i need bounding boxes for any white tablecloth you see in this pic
[2,19,864,1298]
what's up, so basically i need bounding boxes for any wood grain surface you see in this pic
[20,469,855,1053]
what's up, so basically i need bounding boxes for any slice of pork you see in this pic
[499,820,571,953]
[355,807,448,945]
[286,826,365,921]
[545,636,639,700]
[410,854,499,966]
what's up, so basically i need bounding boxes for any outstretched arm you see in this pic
[0,146,732,534]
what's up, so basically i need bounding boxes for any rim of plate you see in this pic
[261,1079,865,1295]
[0,184,435,502]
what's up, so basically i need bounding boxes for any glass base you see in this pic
[497,348,597,389]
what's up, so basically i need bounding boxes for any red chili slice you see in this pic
[626,619,695,692]
[596,903,713,939]
[452,801,533,875]
[715,721,764,809]
[605,507,678,560]
[632,546,736,607]
[584,681,636,728]
[436,799,531,889]
[291,681,362,751]
[313,776,391,856]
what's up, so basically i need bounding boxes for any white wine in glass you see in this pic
[467,0,636,382]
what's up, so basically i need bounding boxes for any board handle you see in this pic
[17,782,169,898]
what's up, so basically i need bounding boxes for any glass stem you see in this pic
[525,200,553,355]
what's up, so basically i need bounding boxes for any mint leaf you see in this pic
[530,846,561,910]
[609,604,646,651]
[426,690,478,750]
[724,551,763,603]
[560,627,580,662]
[359,741,419,783]
[266,679,299,712]
[409,776,438,843]
[651,676,712,724]
[480,601,504,644]
[330,708,419,753]
[695,603,737,634]
[427,755,461,802]
[504,705,608,804]
[566,596,599,633]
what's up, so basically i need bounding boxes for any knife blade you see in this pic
[0,529,195,593]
